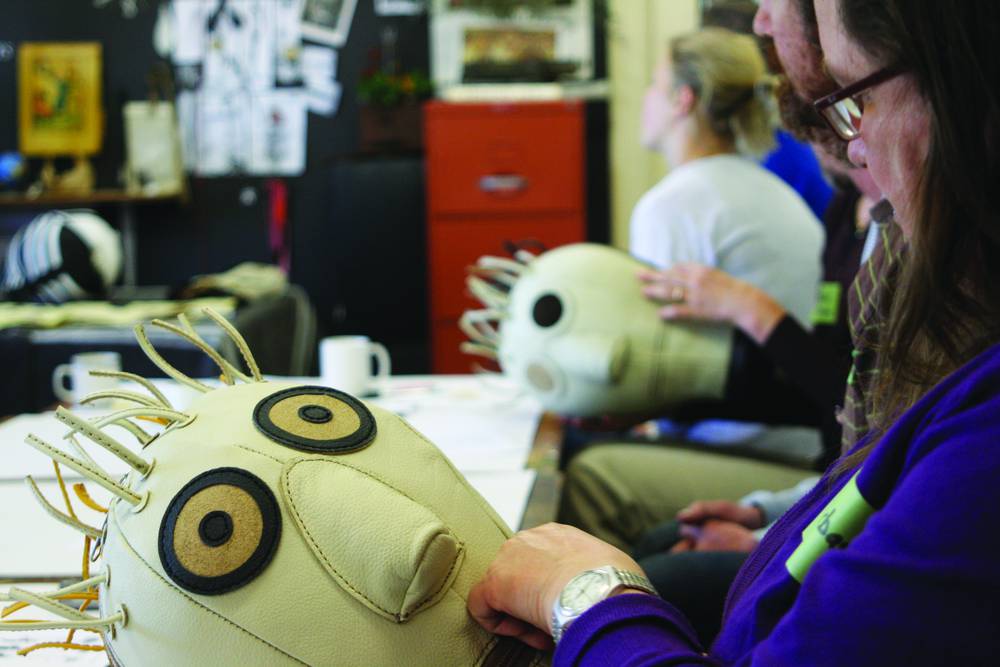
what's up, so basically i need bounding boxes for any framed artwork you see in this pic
[463,28,556,63]
[301,0,359,47]
[429,0,593,89]
[18,42,103,156]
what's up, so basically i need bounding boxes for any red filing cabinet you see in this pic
[424,100,587,374]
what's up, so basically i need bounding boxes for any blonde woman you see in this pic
[631,28,823,327]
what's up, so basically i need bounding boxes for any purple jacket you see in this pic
[556,341,1000,666]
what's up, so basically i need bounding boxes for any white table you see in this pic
[0,374,543,582]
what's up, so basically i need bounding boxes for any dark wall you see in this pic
[0,0,430,277]
[0,0,433,367]
[1,1,608,374]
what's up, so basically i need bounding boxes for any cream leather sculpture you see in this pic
[0,310,546,666]
[461,243,733,417]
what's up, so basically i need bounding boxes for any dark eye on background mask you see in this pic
[532,293,563,328]
[253,386,376,454]
[159,467,281,595]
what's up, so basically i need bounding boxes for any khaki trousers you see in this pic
[556,443,815,551]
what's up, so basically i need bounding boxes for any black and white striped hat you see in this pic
[1,209,122,303]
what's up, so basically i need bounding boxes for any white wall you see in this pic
[607,0,699,248]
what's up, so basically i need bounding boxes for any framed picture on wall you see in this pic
[17,42,103,156]
[301,0,359,47]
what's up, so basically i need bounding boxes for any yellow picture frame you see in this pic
[18,42,103,157]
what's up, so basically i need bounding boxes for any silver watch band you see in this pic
[614,568,657,596]
[551,567,656,645]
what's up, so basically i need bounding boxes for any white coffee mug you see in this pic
[52,351,122,407]
[319,336,391,396]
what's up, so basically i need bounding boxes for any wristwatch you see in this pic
[550,565,656,644]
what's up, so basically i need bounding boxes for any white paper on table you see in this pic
[0,411,138,481]
[464,469,536,531]
[248,90,307,175]
[396,403,540,473]
[0,625,106,665]
[0,479,113,579]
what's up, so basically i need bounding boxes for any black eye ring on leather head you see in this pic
[158,467,281,595]
[253,385,377,454]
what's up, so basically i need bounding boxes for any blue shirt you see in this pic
[763,130,834,221]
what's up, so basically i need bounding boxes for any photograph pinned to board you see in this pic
[375,0,426,15]
[301,45,342,116]
[302,0,358,46]
[249,90,307,175]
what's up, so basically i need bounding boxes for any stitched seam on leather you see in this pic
[109,506,309,666]
[404,536,464,618]
[235,444,285,465]
[393,419,513,536]
[475,636,501,667]
[283,462,399,618]
[46,446,126,491]
[283,459,463,621]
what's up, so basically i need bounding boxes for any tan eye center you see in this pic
[159,467,281,596]
[267,393,361,441]
[253,386,376,454]
[173,485,263,578]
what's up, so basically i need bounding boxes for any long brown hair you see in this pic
[836,0,1000,470]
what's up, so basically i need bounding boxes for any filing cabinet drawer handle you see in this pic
[479,174,528,194]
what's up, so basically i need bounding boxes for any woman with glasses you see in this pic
[466,1,1000,664]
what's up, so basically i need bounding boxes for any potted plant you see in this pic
[357,68,434,153]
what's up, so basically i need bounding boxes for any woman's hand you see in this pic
[637,263,786,344]
[670,520,760,554]
[467,523,646,650]
[676,499,765,529]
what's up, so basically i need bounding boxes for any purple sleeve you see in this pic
[744,423,1000,666]
[554,594,716,666]
[554,396,1000,665]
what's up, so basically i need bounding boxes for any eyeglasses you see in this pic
[813,66,904,141]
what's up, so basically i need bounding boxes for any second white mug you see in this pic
[319,336,391,396]
[52,351,122,407]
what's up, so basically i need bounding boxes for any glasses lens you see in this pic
[824,98,862,140]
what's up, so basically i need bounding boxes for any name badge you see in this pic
[811,281,842,326]
[786,471,874,583]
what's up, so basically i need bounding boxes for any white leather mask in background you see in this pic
[462,243,733,417]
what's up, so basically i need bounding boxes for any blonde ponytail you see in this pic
[670,28,777,159]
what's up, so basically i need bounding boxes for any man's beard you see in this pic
[760,37,849,163]
[775,78,849,162]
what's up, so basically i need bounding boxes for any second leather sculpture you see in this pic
[461,243,733,417]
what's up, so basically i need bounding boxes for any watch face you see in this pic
[559,569,611,613]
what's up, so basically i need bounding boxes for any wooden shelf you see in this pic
[0,189,182,208]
